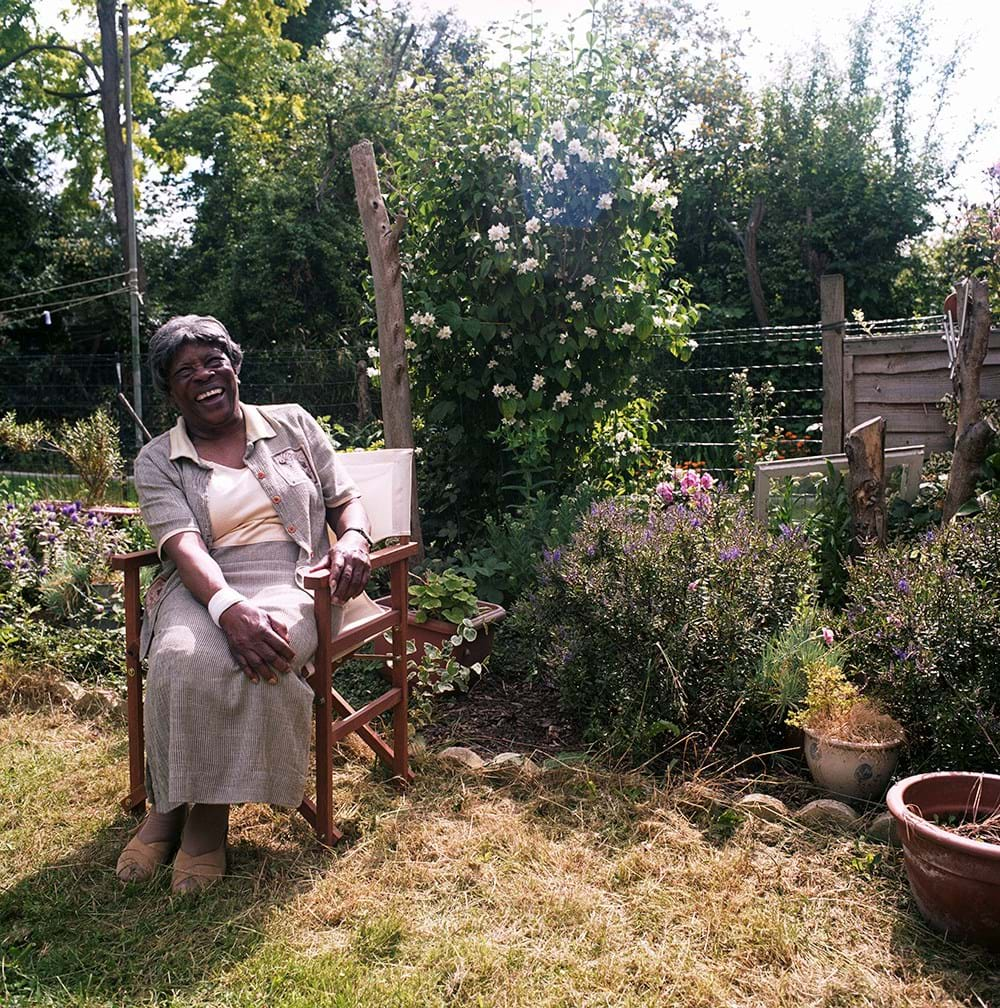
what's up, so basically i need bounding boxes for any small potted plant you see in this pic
[375,569,505,669]
[756,607,840,747]
[787,657,904,802]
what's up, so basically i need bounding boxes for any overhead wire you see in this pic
[0,272,130,306]
[0,287,129,320]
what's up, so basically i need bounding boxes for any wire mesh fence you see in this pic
[647,323,825,475]
[0,351,373,477]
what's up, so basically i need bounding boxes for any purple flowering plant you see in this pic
[654,467,716,512]
[0,485,149,627]
[838,498,1000,771]
[510,491,816,761]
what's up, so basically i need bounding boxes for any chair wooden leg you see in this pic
[389,558,411,785]
[121,566,147,817]
[310,580,339,845]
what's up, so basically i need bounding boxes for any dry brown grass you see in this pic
[2,707,998,1008]
[810,699,905,746]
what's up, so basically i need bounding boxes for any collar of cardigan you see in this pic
[168,402,276,463]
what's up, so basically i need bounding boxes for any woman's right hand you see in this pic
[218,602,296,684]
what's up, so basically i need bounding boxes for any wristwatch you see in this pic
[344,527,374,549]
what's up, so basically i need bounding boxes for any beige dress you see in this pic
[144,459,335,813]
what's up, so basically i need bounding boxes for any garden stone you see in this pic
[865,811,901,847]
[796,799,860,832]
[734,793,790,823]
[51,680,89,709]
[439,746,485,770]
[484,752,540,778]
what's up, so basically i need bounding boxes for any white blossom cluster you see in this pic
[410,311,436,327]
[492,383,522,399]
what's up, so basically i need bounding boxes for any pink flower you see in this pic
[700,472,715,490]
[680,470,700,491]
[655,482,674,504]
[687,580,700,592]
[821,627,835,646]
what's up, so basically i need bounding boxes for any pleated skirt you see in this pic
[144,541,339,813]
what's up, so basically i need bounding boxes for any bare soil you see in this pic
[423,670,584,757]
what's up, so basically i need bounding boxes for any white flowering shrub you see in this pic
[391,20,697,524]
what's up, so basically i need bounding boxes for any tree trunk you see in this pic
[349,139,423,555]
[723,197,769,327]
[96,0,145,291]
[844,415,887,553]
[942,277,996,523]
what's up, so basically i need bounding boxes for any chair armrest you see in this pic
[110,549,160,572]
[302,540,419,590]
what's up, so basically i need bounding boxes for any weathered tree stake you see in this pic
[349,139,423,554]
[844,415,887,552]
[942,277,996,523]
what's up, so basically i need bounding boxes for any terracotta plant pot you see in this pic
[372,598,506,669]
[887,772,1000,950]
[803,728,902,802]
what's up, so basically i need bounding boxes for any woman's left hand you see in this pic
[312,531,371,604]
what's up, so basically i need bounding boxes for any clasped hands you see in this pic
[220,533,371,684]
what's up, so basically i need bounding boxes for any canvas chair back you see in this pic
[338,448,413,541]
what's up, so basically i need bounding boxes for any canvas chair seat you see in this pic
[112,447,417,845]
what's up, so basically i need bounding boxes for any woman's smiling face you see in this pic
[168,340,241,434]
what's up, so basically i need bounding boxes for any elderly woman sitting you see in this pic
[116,315,373,893]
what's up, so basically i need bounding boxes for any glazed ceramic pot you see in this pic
[887,772,1000,950]
[803,728,902,802]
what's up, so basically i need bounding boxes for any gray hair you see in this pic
[149,315,244,396]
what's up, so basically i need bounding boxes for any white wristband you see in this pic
[208,587,246,627]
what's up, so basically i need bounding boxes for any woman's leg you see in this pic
[135,804,186,844]
[180,802,230,855]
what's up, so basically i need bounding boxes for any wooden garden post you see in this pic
[349,139,423,555]
[355,359,372,424]
[844,415,887,552]
[942,277,996,524]
[821,274,845,455]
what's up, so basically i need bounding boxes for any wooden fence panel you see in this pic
[842,329,1000,452]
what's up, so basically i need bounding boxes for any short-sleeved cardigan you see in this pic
[134,402,359,656]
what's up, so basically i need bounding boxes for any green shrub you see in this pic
[508,492,816,762]
[450,484,600,606]
[840,501,1000,770]
[0,615,125,686]
[0,408,124,504]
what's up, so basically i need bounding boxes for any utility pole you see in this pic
[120,3,143,451]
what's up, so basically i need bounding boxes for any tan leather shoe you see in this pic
[170,843,227,895]
[116,833,179,884]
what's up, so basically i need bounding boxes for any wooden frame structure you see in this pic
[753,444,925,524]
[111,448,417,846]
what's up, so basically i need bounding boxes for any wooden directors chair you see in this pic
[111,447,418,845]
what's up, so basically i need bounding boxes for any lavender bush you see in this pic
[508,489,816,762]
[839,499,1000,771]
[0,485,150,683]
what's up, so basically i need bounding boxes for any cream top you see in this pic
[207,461,294,548]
